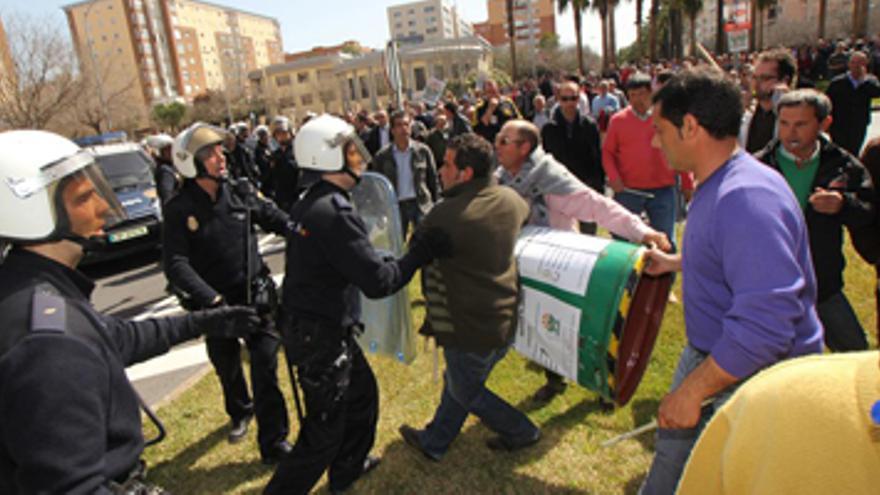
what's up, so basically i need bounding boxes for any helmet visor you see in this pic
[80,162,126,227]
[330,131,371,172]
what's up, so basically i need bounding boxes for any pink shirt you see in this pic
[545,189,651,242]
[602,107,694,190]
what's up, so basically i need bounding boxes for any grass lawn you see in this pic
[142,229,878,494]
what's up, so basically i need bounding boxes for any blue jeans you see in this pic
[640,345,737,495]
[613,186,677,251]
[817,291,868,352]
[418,346,538,460]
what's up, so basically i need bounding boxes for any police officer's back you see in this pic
[265,115,451,494]
[0,130,259,494]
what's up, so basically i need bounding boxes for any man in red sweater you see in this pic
[602,73,693,248]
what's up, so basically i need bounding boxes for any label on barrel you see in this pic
[517,286,582,380]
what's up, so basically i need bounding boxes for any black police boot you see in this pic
[329,455,382,494]
[228,413,253,444]
[261,440,293,465]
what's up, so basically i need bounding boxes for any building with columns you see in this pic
[249,36,492,123]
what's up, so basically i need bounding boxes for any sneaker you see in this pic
[261,440,293,465]
[398,424,441,462]
[486,429,541,452]
[227,414,253,444]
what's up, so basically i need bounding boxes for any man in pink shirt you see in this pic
[603,73,694,249]
[495,119,671,402]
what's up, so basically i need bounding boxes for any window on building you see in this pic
[297,71,309,83]
[301,94,314,105]
[427,27,438,34]
[359,75,369,99]
[424,5,435,12]
[275,74,291,86]
[408,20,415,26]
[451,64,460,78]
[348,78,356,100]
[394,11,401,17]
[395,22,402,29]
[414,67,427,91]
[433,65,444,80]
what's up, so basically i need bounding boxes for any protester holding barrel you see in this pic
[638,68,823,495]
[493,119,671,403]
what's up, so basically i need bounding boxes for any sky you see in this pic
[2,0,636,55]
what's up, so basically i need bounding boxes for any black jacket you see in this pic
[270,144,300,212]
[826,73,880,154]
[756,136,875,302]
[162,179,291,307]
[154,159,180,205]
[0,249,201,494]
[540,106,605,190]
[281,181,424,329]
[370,140,440,214]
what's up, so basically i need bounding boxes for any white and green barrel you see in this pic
[513,226,672,406]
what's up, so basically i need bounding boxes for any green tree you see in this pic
[679,0,703,57]
[506,0,517,78]
[557,0,591,75]
[152,102,186,132]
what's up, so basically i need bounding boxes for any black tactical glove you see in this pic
[407,227,453,265]
[192,305,262,339]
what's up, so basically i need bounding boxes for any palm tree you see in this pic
[506,0,517,79]
[635,0,644,50]
[608,0,619,66]
[680,0,703,57]
[817,0,827,39]
[593,0,610,69]
[648,0,659,60]
[715,0,725,54]
[557,0,591,76]
[852,0,868,38]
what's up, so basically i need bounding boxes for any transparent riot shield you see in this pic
[350,171,417,363]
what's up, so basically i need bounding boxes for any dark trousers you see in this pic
[206,332,289,456]
[265,344,379,494]
[399,198,423,238]
[817,291,868,352]
[831,127,867,157]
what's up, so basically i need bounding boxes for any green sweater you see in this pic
[420,177,529,352]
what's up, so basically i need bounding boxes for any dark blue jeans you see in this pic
[399,199,423,238]
[418,346,538,459]
[613,186,677,251]
[817,291,868,352]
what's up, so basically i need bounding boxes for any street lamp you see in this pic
[82,0,113,131]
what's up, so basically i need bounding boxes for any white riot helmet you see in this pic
[172,122,227,178]
[254,124,269,138]
[145,133,174,151]
[294,114,370,177]
[271,116,291,135]
[0,130,125,243]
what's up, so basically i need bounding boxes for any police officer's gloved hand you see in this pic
[406,227,453,266]
[191,305,263,339]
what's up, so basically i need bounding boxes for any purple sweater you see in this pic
[683,151,823,378]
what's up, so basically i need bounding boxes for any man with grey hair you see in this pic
[826,50,880,156]
[756,88,875,351]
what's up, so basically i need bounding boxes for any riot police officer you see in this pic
[0,130,260,494]
[145,133,180,205]
[265,115,451,494]
[253,125,274,197]
[269,116,300,213]
[162,123,293,464]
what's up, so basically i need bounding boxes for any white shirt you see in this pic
[392,142,416,201]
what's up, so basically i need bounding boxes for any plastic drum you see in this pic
[513,226,672,406]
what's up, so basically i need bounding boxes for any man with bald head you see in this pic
[494,119,671,403]
[826,50,880,155]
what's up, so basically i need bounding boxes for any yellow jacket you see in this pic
[677,351,880,495]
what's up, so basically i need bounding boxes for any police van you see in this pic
[80,140,163,264]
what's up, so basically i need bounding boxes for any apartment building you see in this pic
[474,0,556,47]
[249,36,492,122]
[64,0,283,122]
[387,0,474,44]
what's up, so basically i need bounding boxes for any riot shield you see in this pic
[350,171,417,363]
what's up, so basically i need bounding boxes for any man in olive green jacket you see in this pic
[398,133,540,461]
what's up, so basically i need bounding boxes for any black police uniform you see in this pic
[154,158,181,205]
[270,144,300,213]
[472,96,520,144]
[162,178,291,459]
[265,179,435,494]
[0,249,205,494]
[225,144,260,186]
[254,140,274,198]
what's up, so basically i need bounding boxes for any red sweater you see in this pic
[602,107,693,190]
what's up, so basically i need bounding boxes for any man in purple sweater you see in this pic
[638,69,824,495]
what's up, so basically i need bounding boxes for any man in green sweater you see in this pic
[398,133,540,460]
